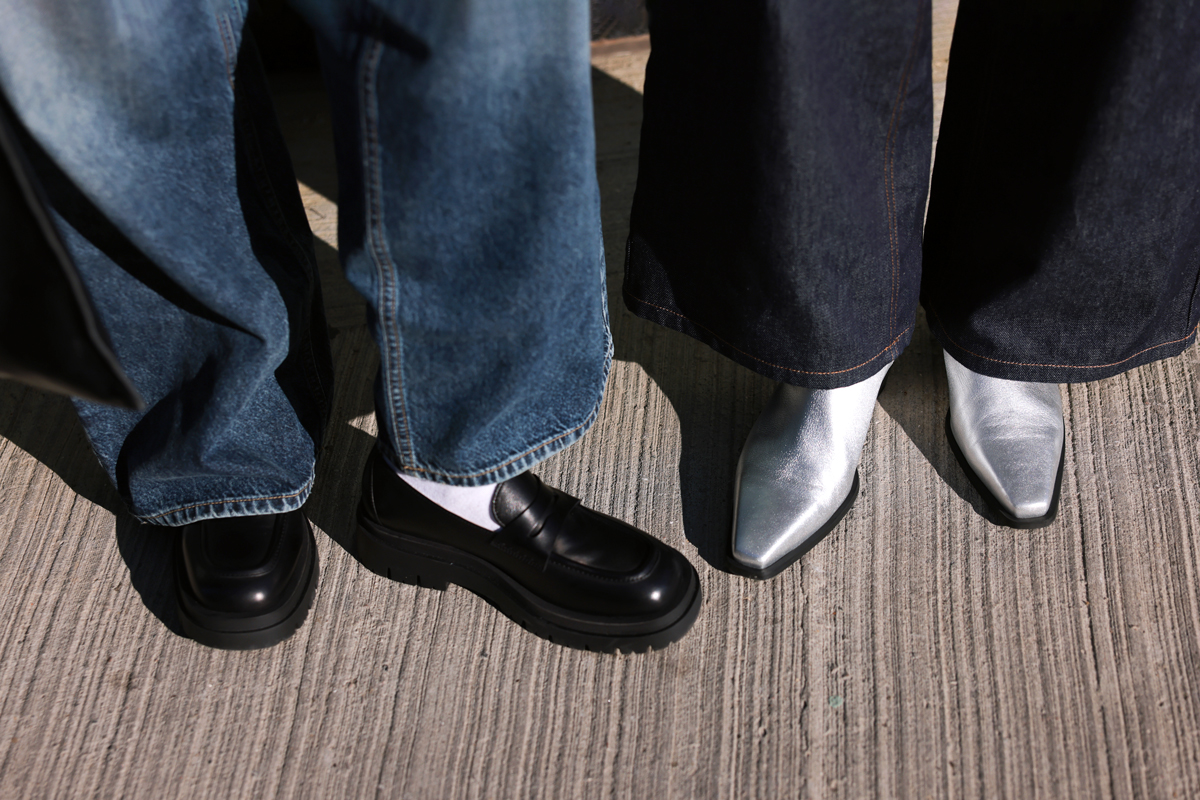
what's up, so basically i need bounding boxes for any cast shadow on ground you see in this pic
[0,381,183,631]
[0,327,378,636]
[873,311,997,521]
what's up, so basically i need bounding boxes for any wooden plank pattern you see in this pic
[3,3,1200,796]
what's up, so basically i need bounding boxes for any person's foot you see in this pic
[944,351,1065,528]
[730,363,891,579]
[174,509,318,649]
[353,448,702,653]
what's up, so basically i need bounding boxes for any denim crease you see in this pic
[311,0,610,486]
[626,0,933,390]
[0,0,611,520]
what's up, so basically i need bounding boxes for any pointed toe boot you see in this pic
[730,364,890,579]
[944,351,1065,528]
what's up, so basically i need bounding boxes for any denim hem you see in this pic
[132,470,315,527]
[929,310,1200,384]
[623,288,904,390]
[387,335,613,488]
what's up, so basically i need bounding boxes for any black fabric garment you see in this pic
[922,0,1200,382]
[625,0,1200,387]
[0,90,141,409]
[626,0,933,389]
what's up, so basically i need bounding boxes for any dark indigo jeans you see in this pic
[0,0,609,525]
[626,0,1200,388]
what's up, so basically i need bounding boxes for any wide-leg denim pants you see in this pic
[0,0,610,525]
[626,0,1200,388]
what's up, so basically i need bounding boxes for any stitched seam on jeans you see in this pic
[140,479,313,521]
[625,289,906,376]
[884,5,926,338]
[361,41,416,466]
[216,13,237,95]
[402,401,598,480]
[930,307,1200,370]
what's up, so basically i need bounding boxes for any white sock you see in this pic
[398,471,501,531]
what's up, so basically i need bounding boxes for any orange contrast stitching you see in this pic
[625,289,907,376]
[930,307,1200,370]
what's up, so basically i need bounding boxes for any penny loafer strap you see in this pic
[498,478,582,566]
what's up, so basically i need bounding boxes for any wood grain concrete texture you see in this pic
[1,3,1199,797]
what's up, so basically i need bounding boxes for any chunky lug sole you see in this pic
[727,470,860,580]
[175,525,319,650]
[945,414,1065,529]
[354,512,702,654]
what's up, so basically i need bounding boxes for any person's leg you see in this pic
[305,0,611,484]
[627,0,934,575]
[924,0,1200,525]
[628,0,932,388]
[0,1,330,647]
[296,0,700,651]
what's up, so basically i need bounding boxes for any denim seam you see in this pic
[360,40,416,465]
[402,380,602,481]
[215,11,238,95]
[884,2,925,338]
[137,471,314,522]
[625,288,906,376]
[930,306,1200,370]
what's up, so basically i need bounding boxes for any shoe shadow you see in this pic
[875,310,995,521]
[0,380,186,632]
[114,514,183,635]
[590,65,773,571]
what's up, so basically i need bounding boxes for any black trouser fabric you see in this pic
[625,0,1200,388]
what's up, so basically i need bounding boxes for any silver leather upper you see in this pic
[944,352,1063,519]
[731,363,890,571]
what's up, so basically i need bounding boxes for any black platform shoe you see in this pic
[353,449,702,653]
[175,509,318,650]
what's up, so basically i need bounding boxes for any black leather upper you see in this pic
[361,449,697,619]
[178,510,311,614]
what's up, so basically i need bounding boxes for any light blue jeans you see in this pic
[0,0,611,525]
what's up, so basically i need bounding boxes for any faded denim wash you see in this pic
[0,0,609,525]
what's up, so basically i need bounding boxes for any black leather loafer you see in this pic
[354,449,702,653]
[175,509,318,650]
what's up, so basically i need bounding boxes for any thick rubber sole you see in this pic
[726,470,861,580]
[354,514,702,654]
[945,413,1064,529]
[176,525,319,651]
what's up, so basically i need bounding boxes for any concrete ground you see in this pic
[3,4,1200,798]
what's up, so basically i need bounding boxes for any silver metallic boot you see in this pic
[730,363,890,579]
[944,351,1065,528]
